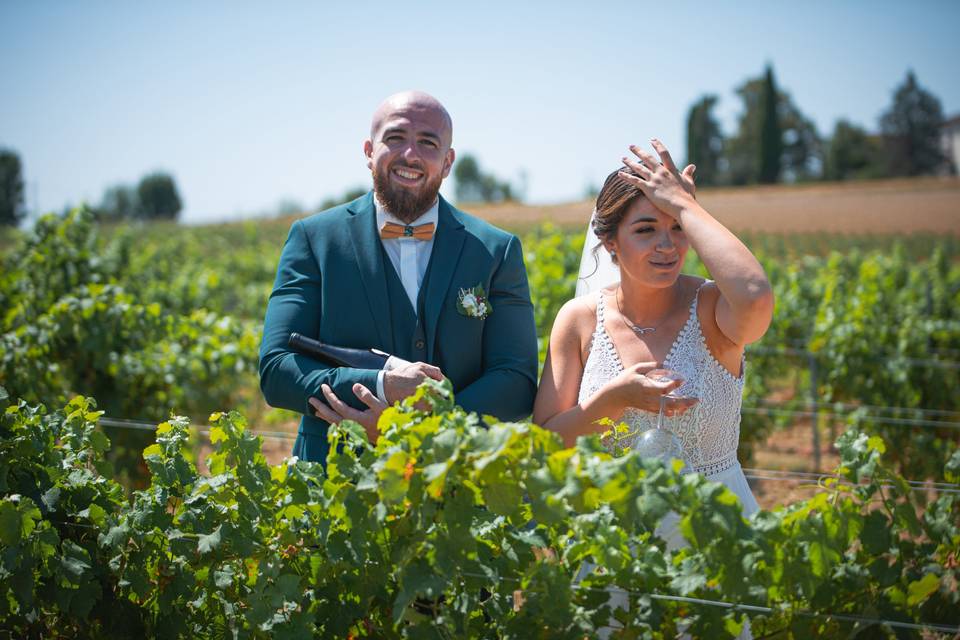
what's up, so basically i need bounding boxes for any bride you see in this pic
[533,139,774,633]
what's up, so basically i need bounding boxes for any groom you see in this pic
[258,91,538,463]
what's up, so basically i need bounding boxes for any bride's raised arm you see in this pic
[619,139,774,347]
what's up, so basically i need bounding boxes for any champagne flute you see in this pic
[632,368,694,467]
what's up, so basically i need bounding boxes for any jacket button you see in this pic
[414,339,425,350]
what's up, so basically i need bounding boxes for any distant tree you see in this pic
[136,172,182,220]
[725,66,821,185]
[758,66,783,184]
[453,154,514,203]
[318,186,368,211]
[685,95,723,186]
[453,155,483,202]
[880,71,947,176]
[825,120,886,181]
[99,184,140,221]
[274,198,305,217]
[780,108,823,182]
[0,149,26,227]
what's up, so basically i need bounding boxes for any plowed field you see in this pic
[469,177,960,235]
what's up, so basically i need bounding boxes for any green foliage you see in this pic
[0,209,260,487]
[685,95,723,186]
[0,209,259,420]
[94,172,183,222]
[454,154,516,203]
[137,172,183,221]
[318,186,368,211]
[3,208,957,480]
[805,245,960,479]
[825,120,886,181]
[98,184,140,221]
[880,71,949,177]
[0,149,26,227]
[1,389,958,637]
[523,223,585,366]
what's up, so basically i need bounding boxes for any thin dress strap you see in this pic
[595,290,606,323]
[690,279,711,313]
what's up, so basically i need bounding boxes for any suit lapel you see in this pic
[346,193,393,352]
[423,196,466,360]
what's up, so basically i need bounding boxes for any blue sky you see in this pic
[2,1,958,223]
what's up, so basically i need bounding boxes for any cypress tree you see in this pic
[758,65,782,184]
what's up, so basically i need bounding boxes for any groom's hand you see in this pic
[383,362,444,405]
[308,383,387,443]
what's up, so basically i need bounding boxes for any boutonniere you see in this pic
[456,283,492,319]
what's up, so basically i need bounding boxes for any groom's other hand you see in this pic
[384,362,444,405]
[309,383,387,442]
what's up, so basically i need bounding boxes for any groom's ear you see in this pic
[363,139,374,170]
[442,148,455,179]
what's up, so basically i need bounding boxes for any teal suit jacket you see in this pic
[258,192,538,462]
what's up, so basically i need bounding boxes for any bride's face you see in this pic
[606,197,688,287]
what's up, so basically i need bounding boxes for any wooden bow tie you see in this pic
[380,221,435,240]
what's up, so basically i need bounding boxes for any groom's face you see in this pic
[364,102,454,222]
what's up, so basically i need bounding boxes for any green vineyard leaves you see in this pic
[1,389,958,637]
[1,207,958,636]
[2,209,957,480]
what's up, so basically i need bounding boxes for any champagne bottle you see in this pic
[288,333,392,370]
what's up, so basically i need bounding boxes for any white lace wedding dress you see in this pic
[576,282,757,638]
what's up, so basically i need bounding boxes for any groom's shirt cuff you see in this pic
[376,370,387,404]
[376,355,411,405]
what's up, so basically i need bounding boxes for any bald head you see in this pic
[369,90,453,146]
[363,90,456,222]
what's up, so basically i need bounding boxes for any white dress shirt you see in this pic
[375,196,439,312]
[373,196,439,402]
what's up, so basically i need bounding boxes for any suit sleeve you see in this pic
[258,220,380,416]
[454,234,538,421]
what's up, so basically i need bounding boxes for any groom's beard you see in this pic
[373,165,443,223]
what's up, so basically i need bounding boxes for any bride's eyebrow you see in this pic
[630,217,658,225]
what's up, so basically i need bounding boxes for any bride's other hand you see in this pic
[607,362,697,416]
[618,139,697,219]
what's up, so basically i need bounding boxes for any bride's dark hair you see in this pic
[590,167,645,266]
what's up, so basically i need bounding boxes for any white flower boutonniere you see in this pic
[456,283,492,319]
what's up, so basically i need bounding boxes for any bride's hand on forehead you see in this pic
[618,139,697,219]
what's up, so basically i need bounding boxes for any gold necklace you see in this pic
[615,286,669,335]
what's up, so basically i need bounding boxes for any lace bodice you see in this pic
[577,282,745,477]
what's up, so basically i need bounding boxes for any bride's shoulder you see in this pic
[551,291,602,343]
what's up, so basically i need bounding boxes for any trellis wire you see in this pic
[746,344,960,370]
[48,520,959,633]
[98,417,297,443]
[460,571,960,634]
[757,398,960,419]
[740,468,960,495]
[745,343,960,469]
[739,406,960,429]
